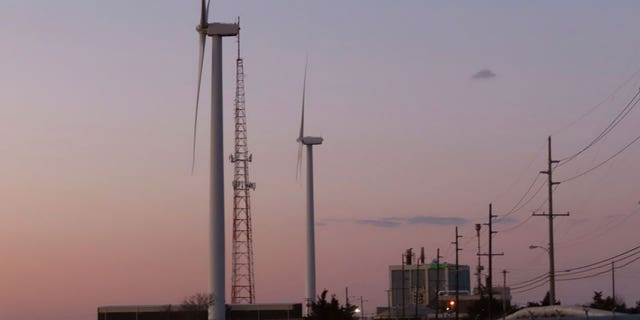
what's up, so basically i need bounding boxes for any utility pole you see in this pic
[403,249,413,320]
[453,227,463,320]
[386,289,392,320]
[534,136,568,306]
[502,270,508,320]
[480,203,504,320]
[346,287,350,306]
[435,248,442,320]
[475,224,483,295]
[402,252,405,320]
[415,247,425,319]
[612,261,616,309]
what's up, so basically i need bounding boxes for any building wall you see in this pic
[390,263,471,309]
[446,265,471,294]
[389,265,427,308]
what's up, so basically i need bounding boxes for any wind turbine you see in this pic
[193,1,238,320]
[296,63,323,312]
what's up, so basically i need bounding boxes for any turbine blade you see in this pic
[200,0,207,26]
[296,143,303,181]
[298,59,308,141]
[192,33,207,174]
[206,0,211,23]
[296,59,308,181]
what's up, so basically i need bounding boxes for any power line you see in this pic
[498,174,542,219]
[559,243,640,273]
[499,215,534,234]
[498,179,546,220]
[510,243,640,292]
[556,250,640,277]
[552,68,640,137]
[558,88,640,165]
[511,278,550,294]
[510,273,549,289]
[491,142,546,204]
[557,256,640,282]
[560,128,640,183]
[512,252,640,292]
[558,206,640,248]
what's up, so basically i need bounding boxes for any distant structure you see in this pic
[230,23,257,304]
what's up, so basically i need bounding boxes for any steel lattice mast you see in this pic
[230,25,256,304]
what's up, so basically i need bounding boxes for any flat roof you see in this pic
[98,303,301,313]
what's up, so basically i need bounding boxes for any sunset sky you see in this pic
[2,1,640,319]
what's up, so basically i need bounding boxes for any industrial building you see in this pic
[380,248,514,319]
[388,261,471,310]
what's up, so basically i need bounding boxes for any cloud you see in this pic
[353,215,467,228]
[355,219,402,228]
[471,69,496,80]
[406,216,468,225]
[493,216,518,225]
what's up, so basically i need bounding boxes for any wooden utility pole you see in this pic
[435,248,442,320]
[453,227,463,320]
[502,270,508,320]
[534,136,568,305]
[612,261,616,308]
[475,224,483,295]
[480,203,503,320]
[346,287,349,306]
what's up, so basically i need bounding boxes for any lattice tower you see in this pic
[230,30,256,304]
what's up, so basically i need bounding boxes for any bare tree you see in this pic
[182,293,215,319]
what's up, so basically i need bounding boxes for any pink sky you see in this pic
[1,1,640,319]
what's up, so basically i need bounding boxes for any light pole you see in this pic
[529,245,551,305]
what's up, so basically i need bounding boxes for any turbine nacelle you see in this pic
[197,23,239,36]
[299,136,324,145]
[205,23,240,37]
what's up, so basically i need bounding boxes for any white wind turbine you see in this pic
[296,63,323,312]
[192,1,238,319]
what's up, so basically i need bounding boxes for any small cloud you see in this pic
[353,215,467,228]
[316,218,347,227]
[355,219,402,228]
[406,216,468,225]
[471,69,496,80]
[494,216,517,225]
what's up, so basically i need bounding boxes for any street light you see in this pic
[350,296,367,320]
[529,244,554,305]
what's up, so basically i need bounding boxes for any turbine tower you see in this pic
[192,1,238,319]
[230,23,257,304]
[296,63,323,311]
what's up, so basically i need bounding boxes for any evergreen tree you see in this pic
[307,290,357,320]
[589,291,626,312]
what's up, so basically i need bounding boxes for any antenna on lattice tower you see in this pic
[230,17,257,304]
